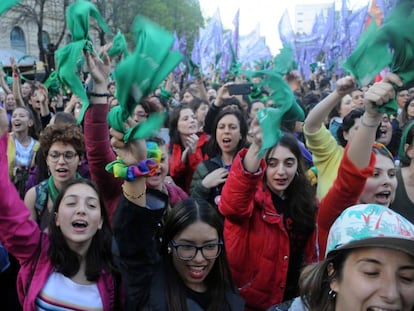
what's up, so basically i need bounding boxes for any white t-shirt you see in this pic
[35,272,103,310]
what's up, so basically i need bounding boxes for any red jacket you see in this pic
[318,146,375,259]
[219,149,317,310]
[169,132,209,193]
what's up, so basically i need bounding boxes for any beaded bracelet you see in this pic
[122,184,146,200]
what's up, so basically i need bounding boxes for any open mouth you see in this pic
[367,307,400,311]
[374,190,391,204]
[72,220,88,228]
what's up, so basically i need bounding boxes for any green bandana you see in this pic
[47,173,82,203]
[246,70,304,156]
[55,0,109,124]
[107,30,129,58]
[343,1,414,115]
[273,44,298,75]
[107,15,182,143]
[0,0,19,16]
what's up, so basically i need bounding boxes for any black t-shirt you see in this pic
[272,194,310,301]
[185,286,210,309]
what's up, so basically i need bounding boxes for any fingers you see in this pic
[382,73,403,87]
[364,82,395,107]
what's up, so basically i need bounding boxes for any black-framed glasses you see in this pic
[48,150,78,163]
[170,240,223,261]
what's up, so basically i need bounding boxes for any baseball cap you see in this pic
[326,204,414,259]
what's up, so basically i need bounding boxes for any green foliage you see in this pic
[95,0,203,53]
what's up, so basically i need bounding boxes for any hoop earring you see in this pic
[328,289,337,300]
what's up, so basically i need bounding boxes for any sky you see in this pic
[198,0,370,55]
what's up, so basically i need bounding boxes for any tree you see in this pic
[11,0,70,72]
[92,0,204,54]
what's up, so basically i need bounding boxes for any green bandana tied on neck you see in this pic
[0,0,20,16]
[343,0,414,115]
[55,0,109,124]
[107,15,182,143]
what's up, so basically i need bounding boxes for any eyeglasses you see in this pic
[169,240,223,261]
[48,150,78,163]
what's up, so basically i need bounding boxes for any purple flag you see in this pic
[232,9,240,59]
[278,9,295,47]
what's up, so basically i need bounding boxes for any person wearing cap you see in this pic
[296,203,414,311]
[318,74,402,257]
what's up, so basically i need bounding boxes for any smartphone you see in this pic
[227,83,253,95]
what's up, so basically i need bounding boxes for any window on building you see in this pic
[10,26,26,53]
[42,31,50,51]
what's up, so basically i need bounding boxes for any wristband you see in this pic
[360,115,380,128]
[88,92,111,97]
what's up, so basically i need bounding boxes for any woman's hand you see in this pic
[335,76,355,97]
[110,118,147,166]
[202,168,228,188]
[363,73,402,122]
[84,43,112,92]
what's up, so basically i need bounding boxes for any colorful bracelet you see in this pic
[105,157,159,181]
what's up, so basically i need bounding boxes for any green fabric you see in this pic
[309,63,318,73]
[246,70,304,156]
[342,22,391,87]
[47,173,82,203]
[43,71,61,98]
[159,86,172,101]
[0,0,19,16]
[343,1,414,116]
[187,57,201,79]
[107,30,129,58]
[107,15,182,143]
[273,44,298,75]
[55,0,109,124]
[376,0,414,90]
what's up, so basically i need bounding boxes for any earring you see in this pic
[328,289,337,300]
[167,247,172,254]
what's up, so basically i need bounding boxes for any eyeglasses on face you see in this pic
[48,150,78,163]
[169,240,223,261]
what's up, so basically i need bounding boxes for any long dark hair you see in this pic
[48,179,117,281]
[205,108,248,158]
[337,108,364,147]
[160,198,235,311]
[169,105,192,147]
[265,133,317,232]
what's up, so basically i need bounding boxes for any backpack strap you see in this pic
[34,179,49,225]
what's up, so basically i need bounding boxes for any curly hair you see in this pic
[39,123,85,157]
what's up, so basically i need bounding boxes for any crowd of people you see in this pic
[0,29,414,311]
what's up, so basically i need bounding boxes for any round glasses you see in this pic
[169,240,223,261]
[48,150,78,163]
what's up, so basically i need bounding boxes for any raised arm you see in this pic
[304,76,355,133]
[10,57,25,107]
[348,74,402,169]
